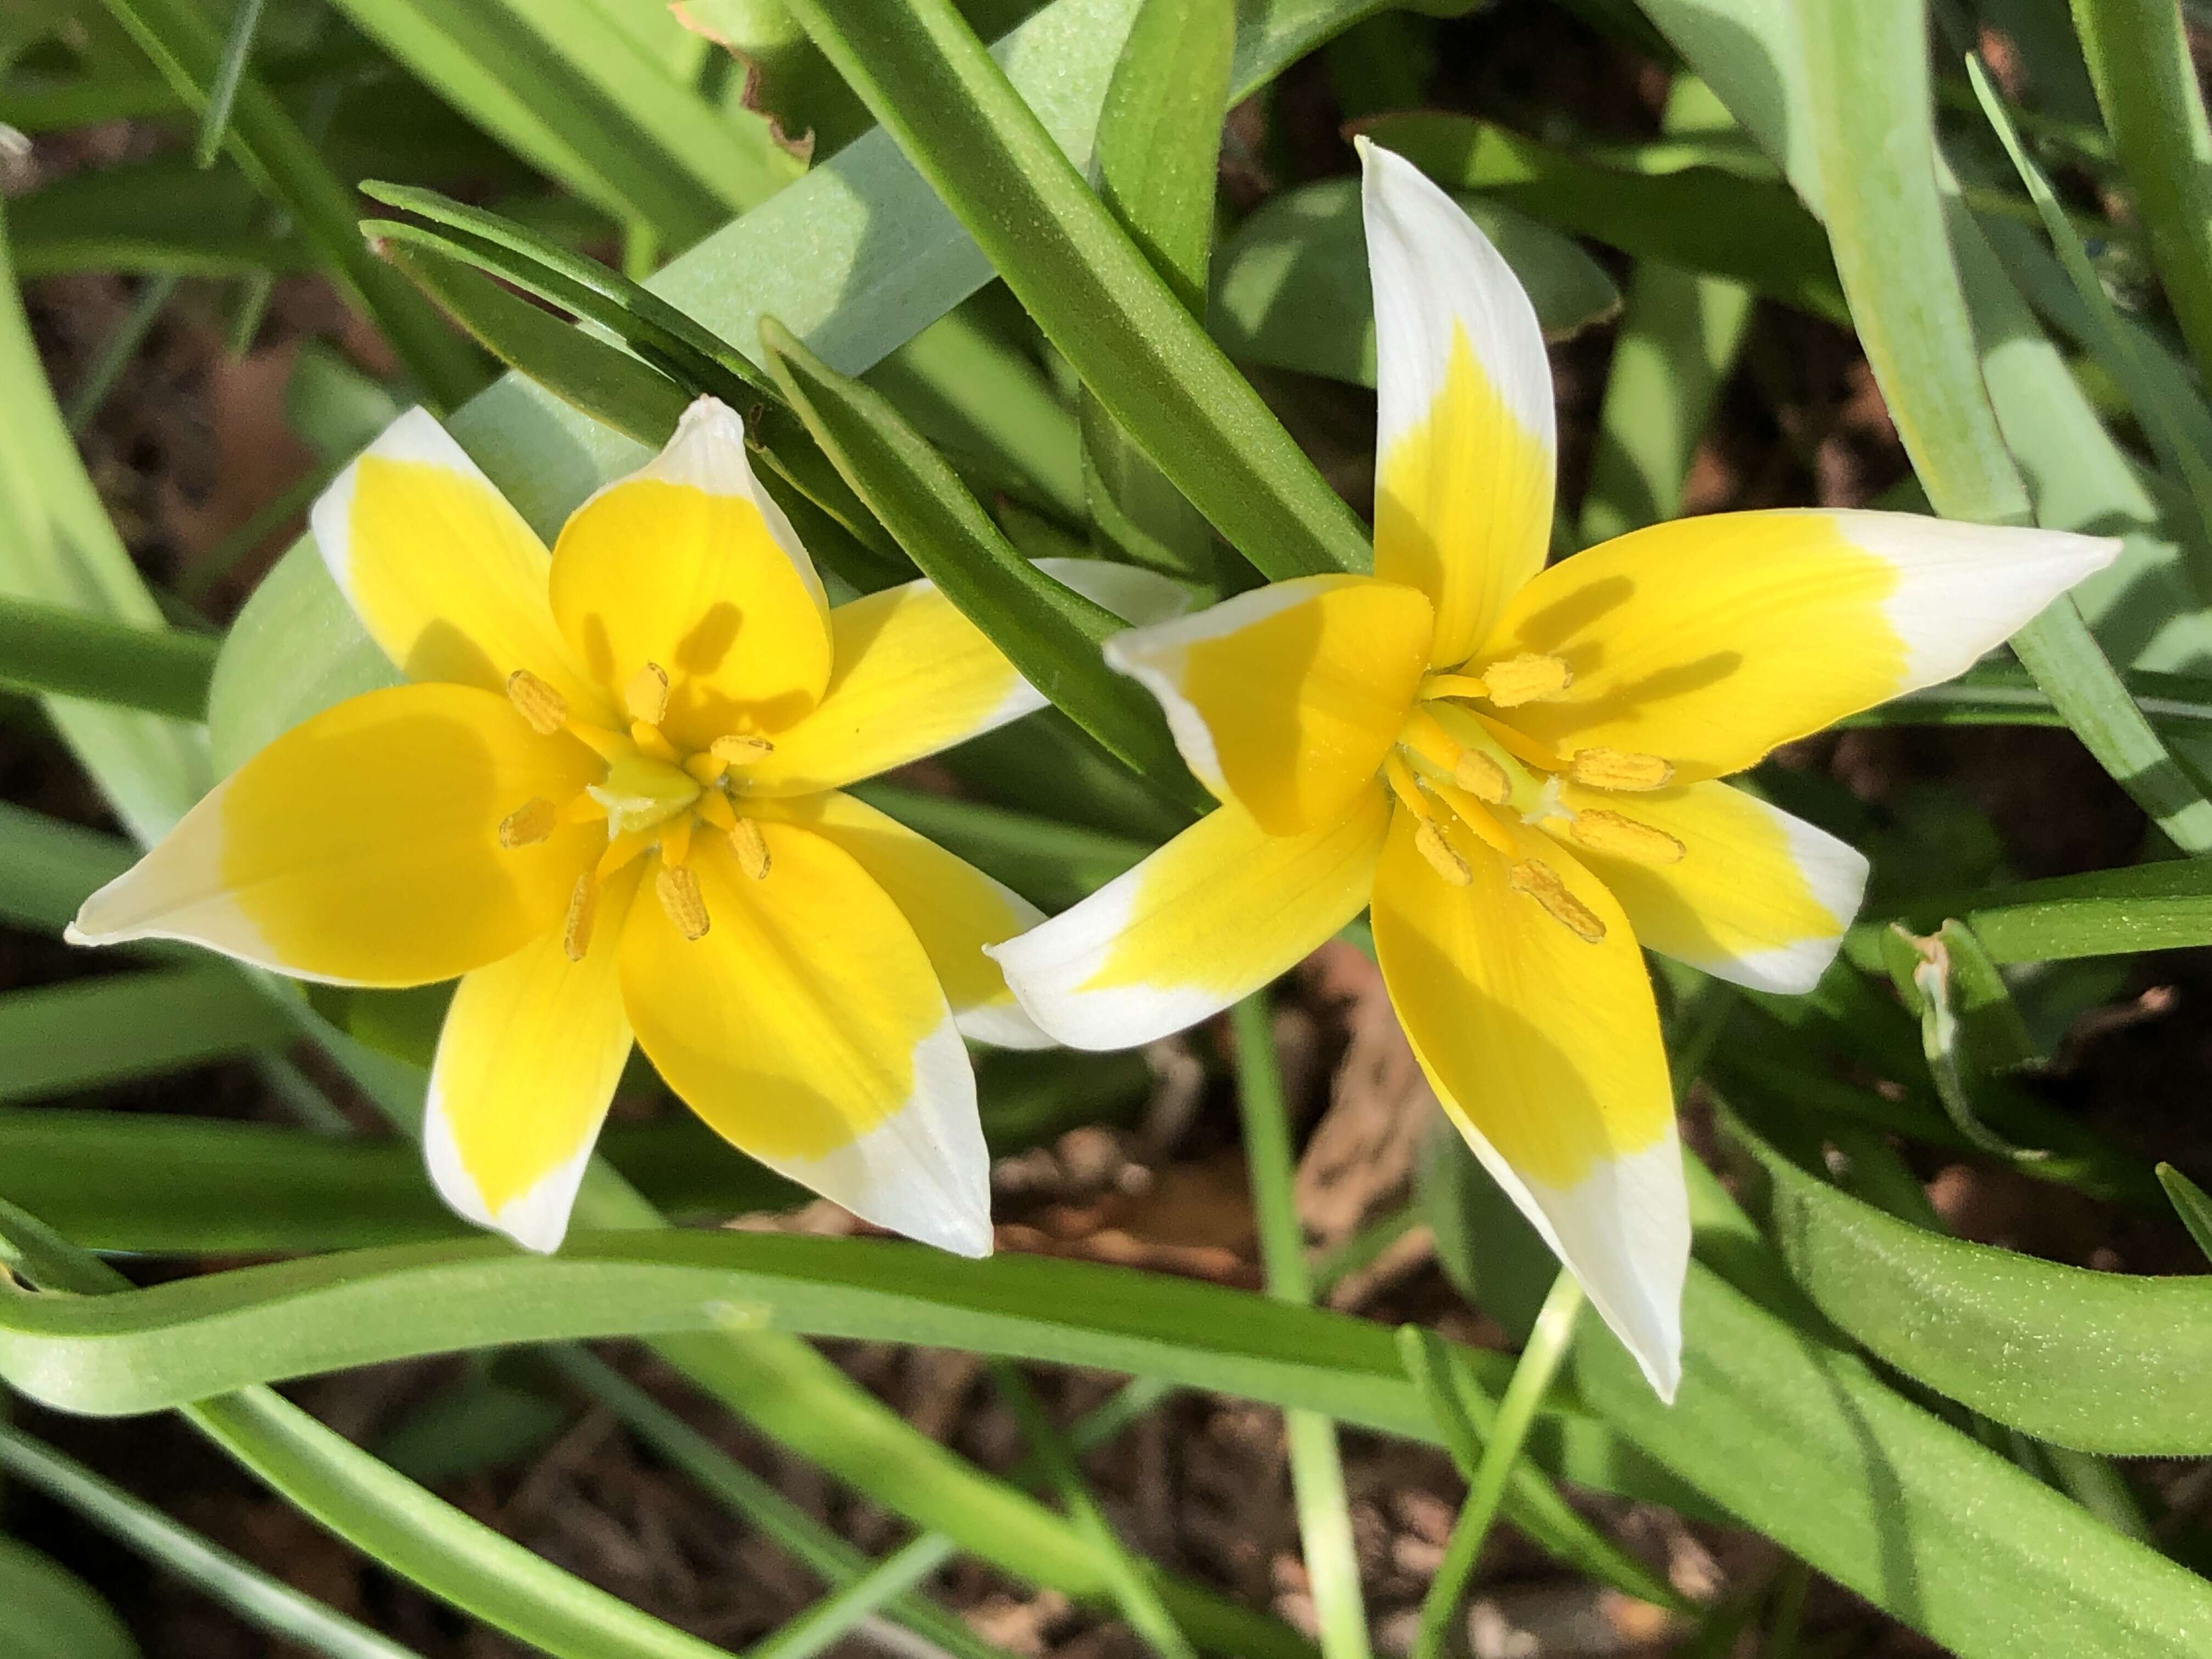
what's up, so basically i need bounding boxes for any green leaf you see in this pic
[1211,177,1619,388]
[1864,855,2212,963]
[1851,659,2212,741]
[0,804,132,935]
[94,0,481,408]
[1355,111,1845,321]
[0,207,212,843]
[1577,1254,2212,1657]
[8,153,309,279]
[1079,0,1227,580]
[0,1537,139,1659]
[317,0,796,247]
[1797,0,2212,855]
[0,592,217,721]
[2069,0,2212,386]
[848,782,1152,910]
[760,319,1207,809]
[380,238,692,449]
[1733,1113,2212,1454]
[0,1426,412,1659]
[778,0,1372,581]
[0,966,295,1103]
[2156,1163,2212,1266]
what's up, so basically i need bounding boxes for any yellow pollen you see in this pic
[1569,748,1675,791]
[506,669,568,735]
[1568,810,1685,865]
[730,817,772,881]
[656,861,710,940]
[562,874,599,962]
[1454,748,1510,804]
[497,797,556,848]
[1414,820,1471,887]
[1477,653,1572,707]
[712,734,775,764]
[625,662,670,725]
[1508,860,1607,943]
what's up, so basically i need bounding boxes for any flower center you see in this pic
[498,663,776,958]
[1384,657,1685,942]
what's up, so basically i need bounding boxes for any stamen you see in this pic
[656,861,710,939]
[711,734,775,765]
[659,816,693,868]
[559,792,605,824]
[598,830,654,878]
[1478,653,1572,707]
[625,662,670,725]
[562,874,599,962]
[1414,820,1471,887]
[730,817,772,881]
[1431,781,1520,860]
[498,797,556,848]
[1469,712,1568,771]
[630,721,680,761]
[506,669,568,735]
[1454,748,1510,804]
[1420,672,1492,702]
[565,722,631,763]
[695,791,737,831]
[1568,810,1685,865]
[1568,747,1674,791]
[1383,752,1435,821]
[1508,860,1607,943]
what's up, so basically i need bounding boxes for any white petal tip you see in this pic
[61,920,96,948]
[648,396,755,496]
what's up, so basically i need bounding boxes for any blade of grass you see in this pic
[0,965,295,1102]
[1409,1273,1587,1659]
[779,0,1372,582]
[93,0,480,407]
[2069,0,2212,386]
[0,1418,423,1659]
[190,0,267,168]
[1232,994,1372,1659]
[62,274,178,434]
[2156,1163,2212,1266]
[992,1361,1199,1659]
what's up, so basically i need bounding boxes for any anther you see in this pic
[1453,748,1511,804]
[1508,860,1607,943]
[730,817,772,881]
[1568,810,1685,865]
[1568,747,1674,792]
[1414,820,1471,887]
[625,662,670,726]
[506,669,568,735]
[498,797,556,848]
[712,734,775,764]
[656,862,710,940]
[562,874,599,962]
[1477,654,1572,707]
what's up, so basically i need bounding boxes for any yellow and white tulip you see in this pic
[68,398,1168,1257]
[991,142,2119,1398]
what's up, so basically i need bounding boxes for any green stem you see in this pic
[1233,994,1373,1659]
[64,273,179,435]
[193,0,268,167]
[1409,1272,1584,1659]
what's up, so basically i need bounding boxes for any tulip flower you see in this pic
[70,398,1169,1257]
[992,143,2118,1396]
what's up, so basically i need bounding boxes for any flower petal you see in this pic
[745,559,1190,797]
[1484,509,2121,781]
[310,408,606,716]
[424,866,641,1253]
[1542,780,1869,994]
[550,397,833,750]
[1361,139,1556,668]
[69,683,601,986]
[619,826,990,1255]
[989,787,1390,1051]
[1104,573,1434,834]
[764,790,1050,1049]
[1372,806,1686,1400]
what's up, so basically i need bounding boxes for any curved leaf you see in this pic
[1734,1116,2212,1454]
[0,1538,138,1659]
